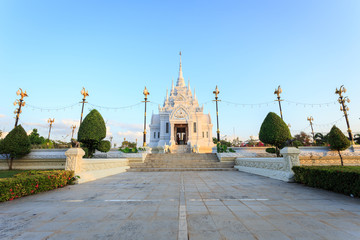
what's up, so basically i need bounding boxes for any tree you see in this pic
[231,137,242,147]
[29,128,46,145]
[294,131,311,146]
[259,112,291,156]
[77,109,109,158]
[1,125,31,170]
[314,133,329,146]
[121,140,137,149]
[328,125,350,166]
[354,134,360,145]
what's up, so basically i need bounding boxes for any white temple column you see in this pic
[169,122,175,145]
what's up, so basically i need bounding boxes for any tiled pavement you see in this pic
[1,171,360,240]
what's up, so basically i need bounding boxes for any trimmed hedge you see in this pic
[0,170,75,202]
[97,140,111,153]
[78,109,107,157]
[292,166,360,197]
[259,112,291,156]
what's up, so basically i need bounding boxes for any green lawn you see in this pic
[0,170,27,178]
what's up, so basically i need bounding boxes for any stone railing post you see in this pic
[65,148,85,175]
[280,147,301,172]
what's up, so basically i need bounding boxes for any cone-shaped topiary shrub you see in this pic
[97,140,111,153]
[328,125,350,166]
[1,125,31,170]
[259,112,291,156]
[77,109,108,157]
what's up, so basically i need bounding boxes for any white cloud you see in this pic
[23,122,47,128]
[108,120,142,132]
[106,126,112,137]
[62,119,79,127]
[117,130,142,142]
[0,114,5,118]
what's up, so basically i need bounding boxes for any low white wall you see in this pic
[0,149,146,170]
[77,158,130,184]
[235,158,294,182]
[217,146,360,165]
[234,147,300,182]
[0,159,65,170]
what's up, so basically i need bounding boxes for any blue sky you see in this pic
[0,0,359,145]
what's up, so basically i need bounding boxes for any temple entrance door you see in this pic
[174,124,188,145]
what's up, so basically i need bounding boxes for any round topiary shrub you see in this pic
[265,147,276,154]
[1,125,31,170]
[259,112,291,156]
[77,109,108,157]
[97,140,111,153]
[328,125,351,166]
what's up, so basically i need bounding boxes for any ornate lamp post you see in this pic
[47,118,55,140]
[142,87,150,147]
[274,85,283,119]
[13,88,28,127]
[80,87,89,125]
[307,116,315,143]
[71,125,76,139]
[213,86,221,142]
[335,85,354,144]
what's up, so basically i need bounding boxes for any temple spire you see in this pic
[166,89,169,101]
[188,79,191,91]
[194,88,197,100]
[176,51,185,87]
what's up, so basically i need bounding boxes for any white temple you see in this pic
[149,53,214,153]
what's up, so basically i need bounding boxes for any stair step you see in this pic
[127,168,237,172]
[127,153,235,172]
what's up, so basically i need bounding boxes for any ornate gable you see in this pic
[170,106,189,120]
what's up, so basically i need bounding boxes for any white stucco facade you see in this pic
[149,54,214,152]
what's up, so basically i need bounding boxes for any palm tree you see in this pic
[314,133,329,146]
[354,134,360,144]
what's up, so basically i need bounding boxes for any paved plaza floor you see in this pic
[1,171,360,240]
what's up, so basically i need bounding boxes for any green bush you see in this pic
[0,170,76,202]
[292,140,303,148]
[1,125,31,170]
[217,143,228,153]
[266,147,276,154]
[228,148,236,153]
[118,147,139,153]
[41,139,54,149]
[292,166,360,197]
[259,112,291,156]
[77,109,108,157]
[131,147,138,153]
[328,125,351,166]
[97,140,111,153]
[28,129,46,145]
[119,147,130,153]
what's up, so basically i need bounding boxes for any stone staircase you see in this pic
[170,145,191,153]
[127,153,235,172]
